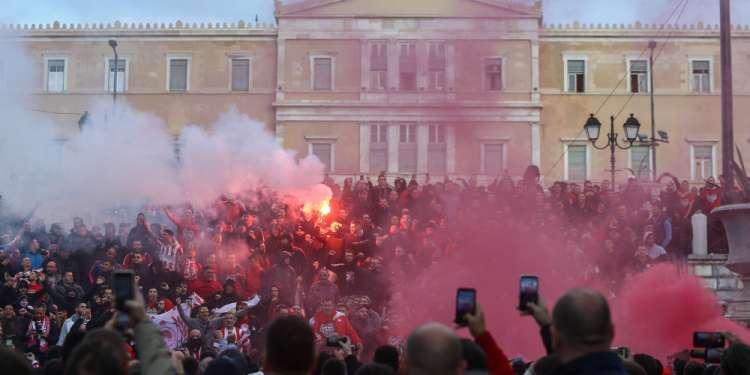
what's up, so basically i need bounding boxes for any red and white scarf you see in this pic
[27,317,51,353]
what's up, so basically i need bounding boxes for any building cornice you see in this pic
[541,21,750,38]
[0,20,278,38]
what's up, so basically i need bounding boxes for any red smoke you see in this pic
[390,231,750,361]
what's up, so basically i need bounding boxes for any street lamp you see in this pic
[108,39,118,104]
[583,113,641,189]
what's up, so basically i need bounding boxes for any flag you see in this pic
[148,305,190,350]
[211,294,261,315]
[147,293,205,349]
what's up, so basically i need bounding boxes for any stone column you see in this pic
[531,122,541,167]
[446,125,456,175]
[359,123,370,174]
[387,123,399,174]
[692,212,708,256]
[417,124,429,174]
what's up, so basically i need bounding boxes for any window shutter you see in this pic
[428,43,446,71]
[568,145,587,180]
[567,60,584,74]
[370,44,387,71]
[170,59,188,91]
[313,58,332,90]
[312,143,332,172]
[231,59,250,91]
[483,144,504,176]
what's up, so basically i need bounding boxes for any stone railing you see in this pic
[0,20,277,35]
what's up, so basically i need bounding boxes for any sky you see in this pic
[1,0,749,27]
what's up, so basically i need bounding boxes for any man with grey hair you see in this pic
[551,288,625,375]
[406,323,463,375]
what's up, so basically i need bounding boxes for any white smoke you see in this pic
[0,38,330,225]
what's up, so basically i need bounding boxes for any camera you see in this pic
[689,332,726,364]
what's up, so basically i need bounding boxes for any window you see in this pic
[369,124,388,173]
[630,146,652,181]
[311,143,333,172]
[693,144,714,180]
[46,59,66,92]
[485,58,502,91]
[312,57,332,91]
[692,60,710,93]
[482,144,505,176]
[629,59,649,93]
[169,58,188,92]
[399,43,417,91]
[231,58,250,92]
[428,42,446,91]
[428,125,446,174]
[566,145,587,180]
[566,59,585,93]
[398,124,417,173]
[106,58,126,93]
[370,43,388,91]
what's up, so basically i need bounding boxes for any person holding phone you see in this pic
[461,301,515,375]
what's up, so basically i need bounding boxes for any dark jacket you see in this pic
[554,352,626,375]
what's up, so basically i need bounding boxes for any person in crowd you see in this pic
[550,288,625,374]
[263,316,316,375]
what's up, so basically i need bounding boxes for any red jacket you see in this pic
[475,331,515,375]
[188,277,222,300]
[312,310,363,345]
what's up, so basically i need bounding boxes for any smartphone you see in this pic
[519,275,539,311]
[113,270,135,311]
[455,288,477,326]
[693,332,725,349]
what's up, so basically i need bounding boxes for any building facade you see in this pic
[2,0,749,184]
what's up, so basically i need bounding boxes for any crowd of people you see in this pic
[0,166,747,374]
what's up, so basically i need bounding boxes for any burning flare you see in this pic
[319,200,331,216]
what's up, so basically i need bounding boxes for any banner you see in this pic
[148,293,205,349]
[211,294,261,315]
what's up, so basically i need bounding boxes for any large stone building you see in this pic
[2,0,749,184]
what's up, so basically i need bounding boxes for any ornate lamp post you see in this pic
[583,113,641,189]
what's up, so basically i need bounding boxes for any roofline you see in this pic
[276,0,541,18]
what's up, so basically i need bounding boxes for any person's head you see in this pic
[65,328,129,375]
[643,232,655,247]
[204,267,216,281]
[101,259,113,272]
[162,229,175,242]
[406,323,462,375]
[0,347,32,375]
[21,257,31,270]
[551,288,614,363]
[355,363,395,375]
[460,338,487,372]
[132,240,143,252]
[632,354,662,375]
[320,299,335,315]
[321,359,346,375]
[147,288,158,303]
[683,361,705,375]
[29,239,40,252]
[45,261,58,275]
[264,316,315,375]
[721,343,750,375]
[3,305,15,318]
[198,306,210,321]
[76,302,88,316]
[223,312,237,328]
[63,271,75,284]
[374,345,400,373]
[356,306,370,320]
[204,357,241,375]
[136,213,146,226]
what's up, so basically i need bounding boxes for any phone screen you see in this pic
[113,270,135,311]
[455,288,477,326]
[519,275,539,311]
